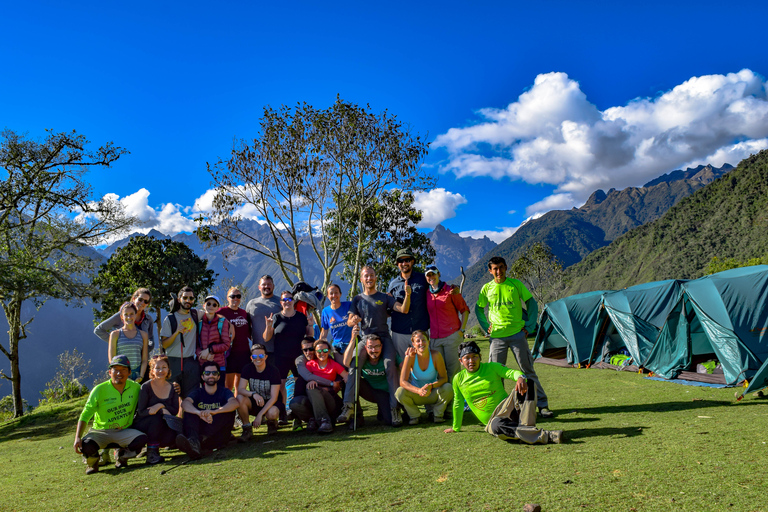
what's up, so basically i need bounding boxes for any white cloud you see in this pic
[435,69,768,215]
[458,226,520,244]
[413,188,467,228]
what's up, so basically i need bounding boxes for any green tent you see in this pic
[644,266,768,385]
[588,280,686,371]
[532,290,607,367]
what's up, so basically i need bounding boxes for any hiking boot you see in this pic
[292,419,303,431]
[176,434,202,460]
[318,418,334,434]
[548,430,564,444]
[391,407,403,427]
[286,409,296,421]
[336,402,354,423]
[238,425,253,443]
[539,407,554,419]
[307,417,319,432]
[85,456,99,475]
[115,448,137,469]
[137,446,148,459]
[433,415,446,424]
[98,449,111,466]
[278,408,288,426]
[146,447,164,465]
[267,420,278,435]
[408,415,419,426]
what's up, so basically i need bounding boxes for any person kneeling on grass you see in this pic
[395,330,454,425]
[175,362,239,460]
[342,331,394,427]
[73,355,147,475]
[304,338,348,433]
[444,341,563,444]
[236,343,282,441]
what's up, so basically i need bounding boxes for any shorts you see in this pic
[249,395,286,413]
[226,351,251,375]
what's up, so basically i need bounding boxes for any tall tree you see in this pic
[92,236,217,335]
[508,242,566,308]
[328,189,435,296]
[0,129,134,417]
[197,97,433,292]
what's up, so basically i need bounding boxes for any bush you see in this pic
[39,349,93,405]
[0,394,30,421]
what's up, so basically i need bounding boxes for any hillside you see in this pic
[427,224,496,280]
[458,163,731,314]
[566,151,768,293]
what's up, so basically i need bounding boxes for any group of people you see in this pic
[74,249,564,475]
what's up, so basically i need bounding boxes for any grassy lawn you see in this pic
[2,339,767,512]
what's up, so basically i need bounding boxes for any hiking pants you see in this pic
[488,331,548,408]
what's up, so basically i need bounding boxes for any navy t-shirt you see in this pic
[187,386,234,411]
[388,271,430,334]
[349,292,397,337]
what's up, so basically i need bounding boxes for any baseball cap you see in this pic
[109,354,131,371]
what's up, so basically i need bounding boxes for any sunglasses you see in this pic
[181,297,195,302]
[397,258,413,263]
[316,348,330,354]
[281,297,293,302]
[229,294,241,299]
[135,297,150,304]
[251,353,266,360]
[302,348,315,353]
[202,370,220,376]
[205,301,219,307]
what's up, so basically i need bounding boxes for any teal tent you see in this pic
[644,266,768,386]
[532,291,607,367]
[589,280,686,371]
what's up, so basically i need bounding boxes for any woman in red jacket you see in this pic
[424,265,469,381]
[197,294,233,386]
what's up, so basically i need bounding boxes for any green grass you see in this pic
[3,341,768,512]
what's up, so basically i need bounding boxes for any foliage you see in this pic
[38,349,93,406]
[0,395,30,422]
[465,325,485,338]
[0,129,134,418]
[706,255,768,275]
[197,97,432,295]
[92,236,216,334]
[328,189,435,295]
[566,150,768,294]
[508,242,566,307]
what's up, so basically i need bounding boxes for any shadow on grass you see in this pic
[559,399,758,416]
[565,425,649,443]
[0,400,83,444]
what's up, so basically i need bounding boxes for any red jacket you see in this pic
[196,314,232,369]
[425,282,469,339]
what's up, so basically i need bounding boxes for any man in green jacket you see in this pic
[73,355,147,474]
[444,341,562,444]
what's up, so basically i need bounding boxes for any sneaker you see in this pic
[234,416,243,428]
[267,420,278,435]
[539,407,554,418]
[391,407,403,427]
[307,417,319,432]
[336,403,354,423]
[286,409,296,421]
[176,434,202,460]
[548,430,564,444]
[433,415,446,424]
[115,448,137,469]
[137,446,148,459]
[85,456,99,475]
[238,425,253,443]
[318,418,334,434]
[146,447,165,465]
[292,419,303,431]
[98,449,111,467]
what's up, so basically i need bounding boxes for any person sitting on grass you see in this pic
[290,336,342,432]
[304,338,348,433]
[444,341,563,444]
[236,343,282,441]
[175,362,239,460]
[73,355,147,475]
[342,330,393,428]
[133,354,181,464]
[395,330,454,425]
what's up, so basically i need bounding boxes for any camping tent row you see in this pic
[532,266,768,394]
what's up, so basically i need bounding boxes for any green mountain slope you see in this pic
[566,151,768,294]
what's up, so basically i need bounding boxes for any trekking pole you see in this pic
[353,332,360,431]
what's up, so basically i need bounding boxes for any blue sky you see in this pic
[3,1,768,243]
